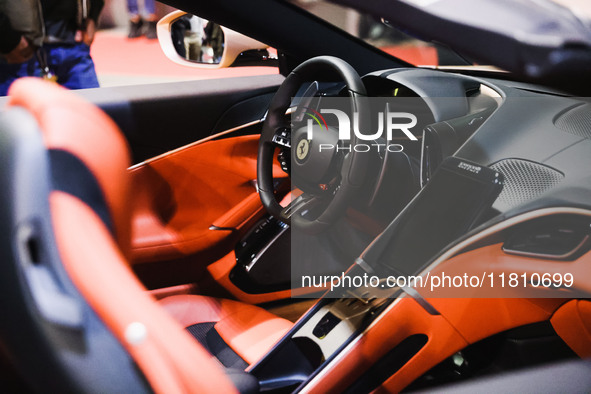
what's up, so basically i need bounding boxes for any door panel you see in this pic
[129,134,286,266]
[76,74,284,163]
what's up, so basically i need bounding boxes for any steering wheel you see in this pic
[257,56,369,233]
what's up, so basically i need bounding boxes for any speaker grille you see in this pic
[490,159,564,211]
[555,104,591,139]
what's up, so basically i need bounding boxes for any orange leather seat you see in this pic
[5,78,290,392]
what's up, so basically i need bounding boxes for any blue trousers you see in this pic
[0,43,99,96]
[127,0,156,16]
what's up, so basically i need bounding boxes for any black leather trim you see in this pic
[186,323,249,370]
[49,149,114,235]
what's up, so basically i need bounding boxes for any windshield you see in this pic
[288,0,591,68]
[288,0,470,66]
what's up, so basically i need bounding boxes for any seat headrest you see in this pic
[7,78,132,253]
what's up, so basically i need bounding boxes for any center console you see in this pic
[247,157,506,391]
[230,216,292,294]
[249,282,396,391]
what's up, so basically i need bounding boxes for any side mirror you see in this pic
[157,11,275,68]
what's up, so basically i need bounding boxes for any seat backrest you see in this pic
[0,78,237,394]
[8,77,133,254]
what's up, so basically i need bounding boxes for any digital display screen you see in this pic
[365,157,504,276]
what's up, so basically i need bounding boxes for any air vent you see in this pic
[555,103,591,139]
[490,159,564,211]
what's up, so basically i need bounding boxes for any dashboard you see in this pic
[247,66,591,393]
[358,68,591,277]
[353,68,591,219]
[284,65,591,287]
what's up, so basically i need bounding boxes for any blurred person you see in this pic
[203,20,223,63]
[0,0,104,96]
[127,0,157,39]
[171,15,191,58]
[0,13,35,65]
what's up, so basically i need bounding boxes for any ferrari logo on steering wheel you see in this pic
[296,139,310,161]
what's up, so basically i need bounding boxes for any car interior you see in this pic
[1,0,591,393]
